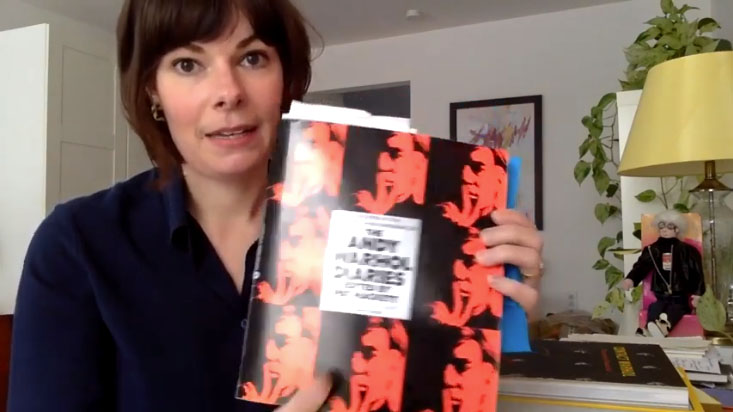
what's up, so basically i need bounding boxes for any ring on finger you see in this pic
[522,261,544,278]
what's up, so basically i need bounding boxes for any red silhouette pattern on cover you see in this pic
[430,234,503,327]
[355,132,430,215]
[329,318,408,412]
[272,122,348,207]
[439,148,508,230]
[430,147,507,327]
[257,206,330,305]
[440,329,499,412]
[241,306,321,404]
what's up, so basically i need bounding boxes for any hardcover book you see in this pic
[237,108,509,412]
[500,340,689,409]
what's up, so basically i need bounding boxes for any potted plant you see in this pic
[573,0,732,326]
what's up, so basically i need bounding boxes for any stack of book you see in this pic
[565,334,730,387]
[498,340,705,411]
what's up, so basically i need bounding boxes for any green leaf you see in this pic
[591,144,608,164]
[579,138,592,158]
[609,205,620,218]
[623,68,648,90]
[581,115,593,129]
[697,286,727,332]
[587,121,603,139]
[616,230,624,243]
[698,18,721,33]
[702,39,721,53]
[685,43,700,55]
[592,302,611,319]
[606,287,625,312]
[646,17,674,32]
[591,106,602,119]
[675,21,692,45]
[633,222,642,240]
[598,236,617,257]
[598,93,616,109]
[625,42,653,65]
[635,27,657,43]
[658,35,683,50]
[593,259,611,270]
[635,189,657,203]
[717,39,733,51]
[605,266,625,288]
[574,161,592,184]
[606,183,619,198]
[673,203,690,213]
[593,169,611,195]
[678,5,699,15]
[694,36,715,48]
[661,0,675,15]
[595,203,611,224]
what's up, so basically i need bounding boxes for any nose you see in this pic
[213,64,245,111]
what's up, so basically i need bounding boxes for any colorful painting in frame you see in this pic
[450,95,543,229]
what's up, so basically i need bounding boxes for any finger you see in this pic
[480,224,543,252]
[475,244,542,274]
[277,373,334,412]
[489,276,539,314]
[491,209,536,229]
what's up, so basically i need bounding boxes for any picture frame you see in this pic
[450,95,543,229]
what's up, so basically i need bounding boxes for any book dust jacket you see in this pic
[237,120,508,412]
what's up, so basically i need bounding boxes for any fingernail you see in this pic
[475,249,491,264]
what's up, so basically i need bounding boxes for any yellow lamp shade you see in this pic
[618,51,733,177]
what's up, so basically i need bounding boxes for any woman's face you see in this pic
[153,13,283,180]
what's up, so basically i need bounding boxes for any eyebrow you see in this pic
[183,34,258,53]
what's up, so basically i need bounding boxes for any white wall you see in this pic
[0,0,113,45]
[309,0,714,316]
[712,0,733,44]
[0,24,49,315]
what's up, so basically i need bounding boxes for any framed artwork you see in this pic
[450,95,543,229]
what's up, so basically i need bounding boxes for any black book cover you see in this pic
[237,119,509,412]
[500,340,686,388]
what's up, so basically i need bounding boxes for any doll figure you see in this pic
[622,210,705,337]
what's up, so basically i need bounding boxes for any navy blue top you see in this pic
[8,169,274,412]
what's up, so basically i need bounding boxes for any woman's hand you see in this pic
[276,373,333,412]
[474,209,543,319]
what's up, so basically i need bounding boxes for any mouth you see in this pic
[205,124,258,140]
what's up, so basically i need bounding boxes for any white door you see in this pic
[0,22,123,314]
[45,22,126,208]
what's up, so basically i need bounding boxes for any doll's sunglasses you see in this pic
[657,222,678,230]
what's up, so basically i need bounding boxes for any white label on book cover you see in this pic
[319,210,421,320]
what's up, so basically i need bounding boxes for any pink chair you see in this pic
[637,239,705,337]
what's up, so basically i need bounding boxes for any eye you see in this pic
[172,58,201,74]
[241,51,269,68]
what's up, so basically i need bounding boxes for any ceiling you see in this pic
[19,0,627,45]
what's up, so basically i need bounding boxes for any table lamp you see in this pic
[618,51,733,300]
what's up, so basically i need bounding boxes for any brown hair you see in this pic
[117,0,312,185]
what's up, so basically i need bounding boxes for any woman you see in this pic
[7,0,544,411]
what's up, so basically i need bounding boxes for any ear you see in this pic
[146,86,160,104]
